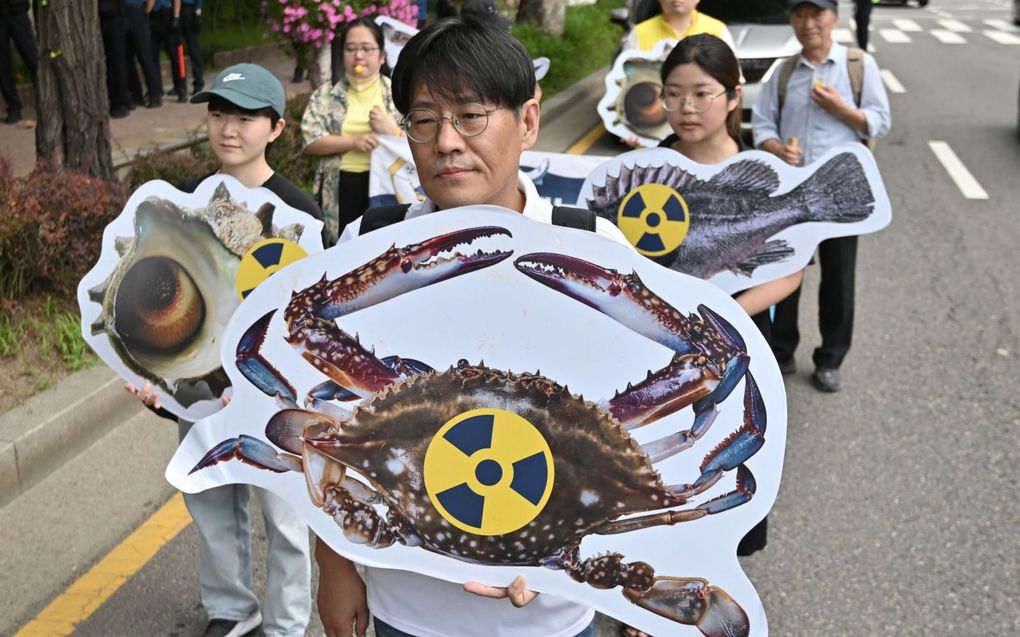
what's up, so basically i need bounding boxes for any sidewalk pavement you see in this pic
[0,64,609,510]
[1,44,305,178]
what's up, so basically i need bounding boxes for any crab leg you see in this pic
[549,548,749,637]
[236,227,513,403]
[514,253,753,433]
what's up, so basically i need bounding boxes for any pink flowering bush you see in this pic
[264,0,417,66]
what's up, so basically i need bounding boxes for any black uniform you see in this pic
[124,0,162,107]
[0,0,37,123]
[178,0,203,93]
[99,0,131,116]
[149,0,185,101]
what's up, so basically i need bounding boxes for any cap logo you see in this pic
[222,73,245,83]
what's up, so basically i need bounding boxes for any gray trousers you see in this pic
[179,421,312,636]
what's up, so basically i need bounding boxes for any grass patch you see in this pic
[0,314,25,358]
[513,0,626,99]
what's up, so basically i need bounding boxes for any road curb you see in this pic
[0,366,143,509]
[541,66,609,127]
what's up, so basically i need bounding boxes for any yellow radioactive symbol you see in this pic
[423,408,555,536]
[236,238,308,301]
[617,183,690,257]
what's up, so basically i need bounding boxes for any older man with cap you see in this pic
[751,0,890,393]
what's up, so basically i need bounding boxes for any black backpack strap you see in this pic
[551,206,597,232]
[359,203,412,235]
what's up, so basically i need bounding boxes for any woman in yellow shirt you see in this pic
[624,0,736,53]
[302,17,401,245]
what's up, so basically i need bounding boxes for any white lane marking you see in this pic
[929,7,955,18]
[834,27,855,43]
[928,141,989,200]
[879,69,905,94]
[879,29,911,43]
[930,29,967,44]
[893,19,923,32]
[937,19,972,32]
[983,19,1020,32]
[984,30,1020,44]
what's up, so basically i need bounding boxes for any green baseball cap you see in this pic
[190,63,286,117]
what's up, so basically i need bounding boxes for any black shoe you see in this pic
[812,368,841,393]
[4,111,22,124]
[777,357,796,375]
[177,91,187,103]
[292,66,306,83]
[146,97,163,108]
[201,611,262,637]
[110,107,130,119]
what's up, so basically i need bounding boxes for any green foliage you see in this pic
[0,159,126,300]
[0,313,25,358]
[512,0,626,99]
[49,310,94,371]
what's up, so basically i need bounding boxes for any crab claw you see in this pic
[236,310,298,402]
[189,434,302,474]
[515,253,747,430]
[514,253,707,356]
[624,578,749,637]
[289,226,514,325]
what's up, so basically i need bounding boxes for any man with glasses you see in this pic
[751,0,890,393]
[317,16,628,637]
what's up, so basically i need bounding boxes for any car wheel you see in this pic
[918,0,929,6]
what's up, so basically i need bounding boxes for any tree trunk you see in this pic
[34,0,114,181]
[517,0,567,36]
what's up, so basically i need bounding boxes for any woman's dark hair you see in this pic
[340,16,391,78]
[660,34,742,143]
[391,17,535,116]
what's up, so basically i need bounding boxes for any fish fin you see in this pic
[796,153,874,223]
[707,160,780,194]
[734,240,794,276]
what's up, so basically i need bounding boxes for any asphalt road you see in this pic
[3,1,1018,636]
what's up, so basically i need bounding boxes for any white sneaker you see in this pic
[201,610,262,637]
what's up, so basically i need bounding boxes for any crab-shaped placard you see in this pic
[167,207,786,637]
[78,176,325,420]
[578,144,892,295]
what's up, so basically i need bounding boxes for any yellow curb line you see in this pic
[565,123,606,155]
[14,493,191,637]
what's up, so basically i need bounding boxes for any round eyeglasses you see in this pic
[400,105,499,143]
[660,89,729,113]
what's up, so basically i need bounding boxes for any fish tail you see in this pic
[795,153,874,223]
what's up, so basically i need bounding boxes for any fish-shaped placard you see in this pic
[78,176,325,420]
[577,144,892,294]
[167,207,786,637]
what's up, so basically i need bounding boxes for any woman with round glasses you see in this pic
[301,16,402,244]
[622,33,800,637]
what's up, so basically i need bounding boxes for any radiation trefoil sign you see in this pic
[167,206,787,637]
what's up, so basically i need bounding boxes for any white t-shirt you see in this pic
[337,172,630,637]
[339,171,630,246]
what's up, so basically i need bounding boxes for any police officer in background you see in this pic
[0,0,37,125]
[125,0,163,108]
[151,0,186,102]
[179,0,204,95]
[99,0,132,118]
